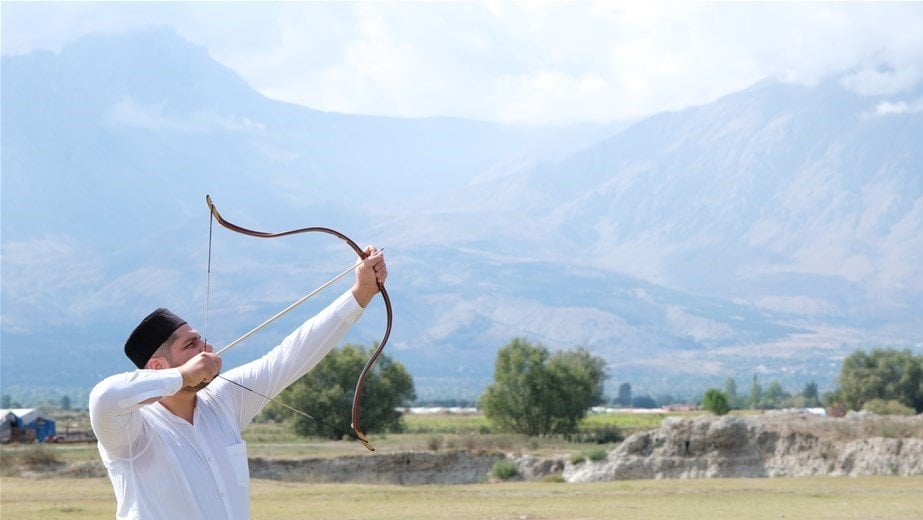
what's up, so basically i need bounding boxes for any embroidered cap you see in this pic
[124,308,187,368]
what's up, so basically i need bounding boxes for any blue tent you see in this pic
[0,408,56,443]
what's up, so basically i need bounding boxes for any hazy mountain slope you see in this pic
[445,79,923,327]
[0,28,617,397]
[2,28,920,401]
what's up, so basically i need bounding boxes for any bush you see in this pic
[567,424,624,444]
[426,435,443,451]
[862,399,916,416]
[702,389,731,415]
[570,452,586,465]
[19,445,62,469]
[570,447,608,464]
[0,445,64,476]
[491,459,519,480]
[586,447,608,461]
[542,473,565,483]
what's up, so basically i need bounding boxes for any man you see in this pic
[90,248,387,519]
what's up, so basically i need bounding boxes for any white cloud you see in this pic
[3,2,923,125]
[873,98,923,116]
[841,65,923,97]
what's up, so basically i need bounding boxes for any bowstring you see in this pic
[204,208,214,346]
[215,375,365,443]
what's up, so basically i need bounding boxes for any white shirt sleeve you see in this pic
[214,290,365,429]
[89,368,185,459]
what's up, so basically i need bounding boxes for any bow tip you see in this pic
[352,423,375,451]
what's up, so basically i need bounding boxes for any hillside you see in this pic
[2,28,921,401]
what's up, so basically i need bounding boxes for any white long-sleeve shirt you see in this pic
[89,291,364,520]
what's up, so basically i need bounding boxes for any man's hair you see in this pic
[149,331,182,366]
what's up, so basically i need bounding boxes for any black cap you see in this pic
[124,308,187,368]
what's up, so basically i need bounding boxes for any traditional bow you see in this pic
[205,195,392,451]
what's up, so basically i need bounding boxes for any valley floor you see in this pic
[2,475,922,519]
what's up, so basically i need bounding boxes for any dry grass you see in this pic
[760,412,923,443]
[2,476,922,519]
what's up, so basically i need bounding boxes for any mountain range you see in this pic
[2,28,921,403]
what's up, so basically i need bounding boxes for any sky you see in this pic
[2,2,923,125]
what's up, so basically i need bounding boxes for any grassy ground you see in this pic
[4,411,922,518]
[0,410,644,475]
[2,475,921,519]
[239,410,664,459]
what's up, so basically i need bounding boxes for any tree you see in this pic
[801,381,821,407]
[270,343,415,439]
[60,395,72,411]
[749,375,763,409]
[702,389,730,415]
[764,380,790,409]
[656,394,678,406]
[836,348,923,412]
[480,338,607,436]
[616,383,632,407]
[631,395,658,409]
[547,347,607,430]
[723,377,740,408]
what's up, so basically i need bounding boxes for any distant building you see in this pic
[0,408,57,443]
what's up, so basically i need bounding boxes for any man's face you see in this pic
[163,324,212,367]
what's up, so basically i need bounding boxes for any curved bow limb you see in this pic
[206,195,391,451]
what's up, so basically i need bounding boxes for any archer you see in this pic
[89,248,386,519]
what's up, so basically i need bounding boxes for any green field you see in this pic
[2,475,922,519]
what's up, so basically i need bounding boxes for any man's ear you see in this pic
[145,356,170,370]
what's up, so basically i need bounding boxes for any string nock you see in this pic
[205,194,219,217]
[352,423,375,451]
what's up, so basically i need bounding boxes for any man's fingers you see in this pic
[360,245,386,283]
[182,353,222,387]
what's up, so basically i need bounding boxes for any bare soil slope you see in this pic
[564,412,923,482]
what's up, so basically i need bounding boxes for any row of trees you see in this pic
[611,383,660,409]
[259,339,920,439]
[698,376,820,416]
[703,348,923,416]
[720,375,822,410]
